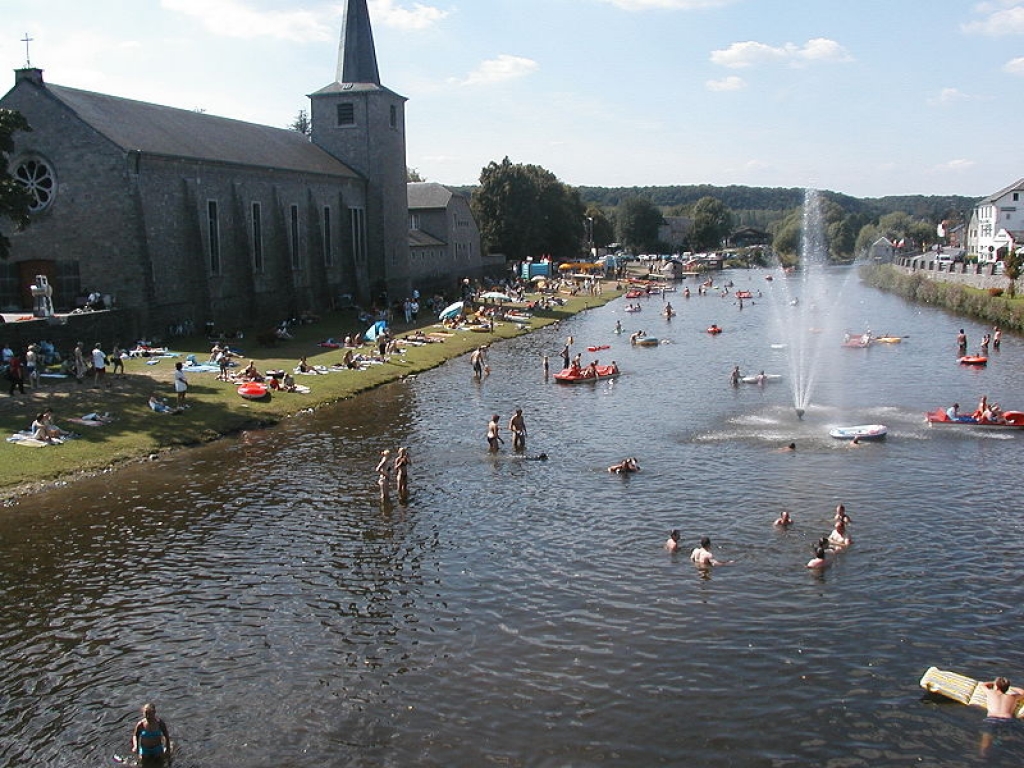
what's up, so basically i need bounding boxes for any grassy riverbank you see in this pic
[861,263,1024,330]
[0,287,622,500]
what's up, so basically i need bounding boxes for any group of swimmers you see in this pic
[662,503,852,574]
[804,504,852,569]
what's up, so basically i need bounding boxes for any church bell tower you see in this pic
[310,0,410,302]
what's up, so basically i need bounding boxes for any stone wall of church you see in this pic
[2,81,151,319]
[310,87,409,303]
[129,156,368,337]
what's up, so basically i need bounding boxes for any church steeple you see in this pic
[336,0,380,85]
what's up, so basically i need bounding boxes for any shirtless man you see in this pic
[486,414,503,452]
[806,546,830,570]
[982,677,1024,719]
[773,510,793,527]
[508,408,527,451]
[690,536,729,567]
[664,530,681,552]
[980,677,1024,755]
[471,347,484,379]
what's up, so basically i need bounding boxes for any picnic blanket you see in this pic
[7,431,54,447]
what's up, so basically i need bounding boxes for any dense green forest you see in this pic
[576,185,978,227]
[456,182,977,224]
[454,181,976,235]
[450,174,980,262]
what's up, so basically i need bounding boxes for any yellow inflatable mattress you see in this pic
[919,667,1024,717]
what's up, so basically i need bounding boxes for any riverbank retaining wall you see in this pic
[894,253,1022,293]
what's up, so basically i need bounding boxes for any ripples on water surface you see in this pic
[2,270,1024,767]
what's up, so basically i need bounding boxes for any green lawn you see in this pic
[0,288,621,498]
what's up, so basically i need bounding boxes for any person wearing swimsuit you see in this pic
[132,702,171,760]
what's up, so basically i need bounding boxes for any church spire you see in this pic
[336,0,380,85]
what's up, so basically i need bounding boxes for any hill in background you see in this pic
[452,182,978,228]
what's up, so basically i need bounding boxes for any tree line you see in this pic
[461,158,978,265]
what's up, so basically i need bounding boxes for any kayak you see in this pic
[237,381,269,400]
[740,374,781,384]
[735,290,753,299]
[873,336,903,344]
[586,345,610,352]
[553,365,621,384]
[926,407,1024,428]
[957,356,987,365]
[829,424,887,441]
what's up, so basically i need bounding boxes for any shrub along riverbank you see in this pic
[0,287,621,501]
[860,264,1024,331]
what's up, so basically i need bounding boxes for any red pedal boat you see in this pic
[926,407,1024,429]
[554,365,621,384]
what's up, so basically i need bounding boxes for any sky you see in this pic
[2,0,1024,200]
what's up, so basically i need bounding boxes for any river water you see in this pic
[3,268,1023,767]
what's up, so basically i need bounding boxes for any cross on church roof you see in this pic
[21,32,33,68]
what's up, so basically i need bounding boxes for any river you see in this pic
[2,268,1023,767]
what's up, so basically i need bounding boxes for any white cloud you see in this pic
[710,37,852,69]
[1005,56,1024,74]
[928,87,971,106]
[962,2,1024,36]
[706,75,746,91]
[600,0,735,9]
[369,0,448,30]
[934,158,975,172]
[460,54,538,86]
[161,0,332,41]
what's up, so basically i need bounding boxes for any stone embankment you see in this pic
[894,253,1021,293]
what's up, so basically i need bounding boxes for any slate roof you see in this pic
[45,82,360,178]
[336,0,381,85]
[980,177,1024,204]
[408,182,456,210]
[409,229,446,247]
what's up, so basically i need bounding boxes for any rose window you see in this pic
[14,157,56,212]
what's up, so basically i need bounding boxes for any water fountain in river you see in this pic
[766,189,858,419]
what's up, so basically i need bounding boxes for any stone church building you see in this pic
[0,0,412,339]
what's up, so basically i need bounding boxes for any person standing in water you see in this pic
[375,449,392,503]
[509,408,527,451]
[131,702,171,761]
[487,414,503,452]
[665,530,681,552]
[393,447,411,501]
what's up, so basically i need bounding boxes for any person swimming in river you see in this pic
[773,510,793,527]
[608,457,640,474]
